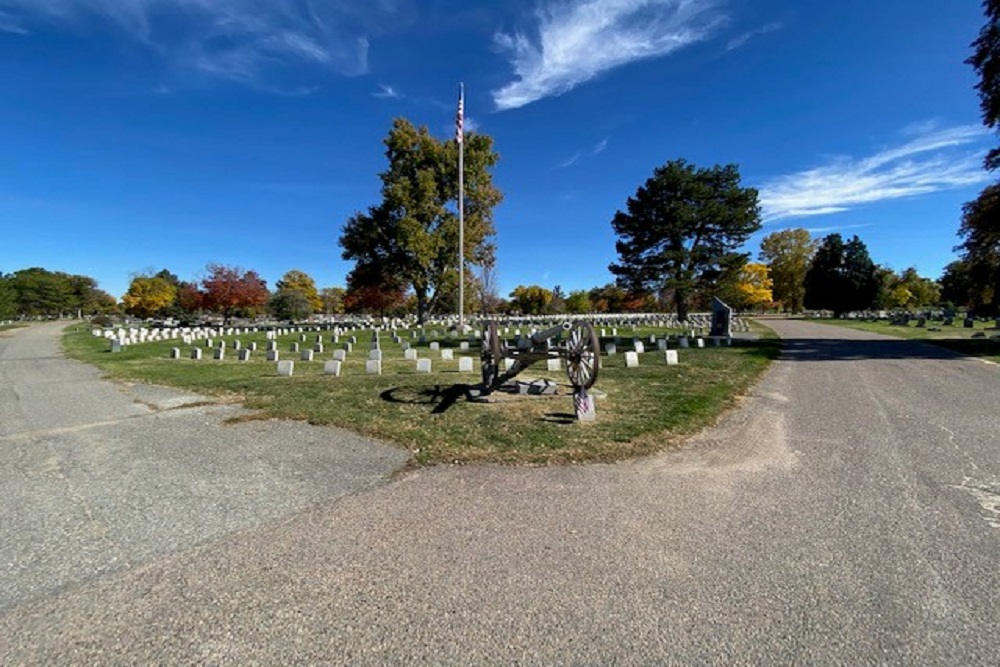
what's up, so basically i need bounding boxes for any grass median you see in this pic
[63,323,780,465]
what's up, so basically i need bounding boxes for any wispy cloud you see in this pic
[759,123,991,222]
[555,137,610,168]
[725,21,781,51]
[492,0,726,111]
[556,152,582,169]
[0,9,28,34]
[373,83,401,99]
[0,0,381,87]
[802,223,873,234]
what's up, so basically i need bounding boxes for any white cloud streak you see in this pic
[492,0,726,111]
[0,0,377,85]
[373,83,401,99]
[759,124,991,222]
[725,21,781,51]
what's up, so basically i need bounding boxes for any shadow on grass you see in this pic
[542,412,577,425]
[380,384,483,414]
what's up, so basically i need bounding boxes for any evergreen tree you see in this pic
[804,234,879,316]
[609,159,760,320]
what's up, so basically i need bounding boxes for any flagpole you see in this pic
[457,82,465,331]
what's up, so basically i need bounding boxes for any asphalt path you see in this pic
[1,320,998,665]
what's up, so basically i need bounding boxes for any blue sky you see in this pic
[0,0,993,301]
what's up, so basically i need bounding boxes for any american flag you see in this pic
[455,89,464,144]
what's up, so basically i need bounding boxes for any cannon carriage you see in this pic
[479,320,600,395]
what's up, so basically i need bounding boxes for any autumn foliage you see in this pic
[200,264,269,323]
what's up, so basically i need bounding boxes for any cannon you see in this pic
[479,320,600,395]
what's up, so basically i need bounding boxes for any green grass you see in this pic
[63,324,780,465]
[819,317,1000,362]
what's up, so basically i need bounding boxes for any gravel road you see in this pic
[1,319,997,665]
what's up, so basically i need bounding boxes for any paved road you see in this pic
[1,320,998,665]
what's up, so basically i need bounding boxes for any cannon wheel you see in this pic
[565,321,599,390]
[480,321,503,389]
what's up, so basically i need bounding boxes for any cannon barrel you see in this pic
[529,321,572,346]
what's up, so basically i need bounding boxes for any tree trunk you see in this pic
[415,286,427,324]
[674,289,689,322]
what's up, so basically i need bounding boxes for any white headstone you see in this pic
[170,347,180,359]
[214,348,225,360]
[430,342,440,351]
[301,349,314,361]
[679,337,690,349]
[634,342,645,354]
[605,343,617,355]
[441,349,454,360]
[665,350,679,365]
[238,349,251,361]
[404,348,418,361]
[267,350,279,362]
[458,357,474,372]
[547,358,561,372]
[191,348,202,360]
[277,360,294,376]
[696,338,705,348]
[416,358,432,373]
[324,360,342,376]
[333,349,347,361]
[365,359,382,375]
[625,351,639,368]
[369,349,383,361]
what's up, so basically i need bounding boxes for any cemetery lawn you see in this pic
[62,324,781,466]
[818,318,1000,363]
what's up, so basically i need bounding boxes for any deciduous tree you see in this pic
[564,290,592,314]
[609,159,761,321]
[276,270,322,313]
[268,289,313,322]
[733,263,773,310]
[320,287,346,315]
[759,228,816,313]
[340,118,502,322]
[969,0,1000,170]
[200,264,269,324]
[0,273,16,319]
[956,183,1000,314]
[122,276,177,319]
[343,263,407,318]
[509,285,552,315]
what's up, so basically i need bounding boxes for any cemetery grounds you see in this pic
[62,322,780,465]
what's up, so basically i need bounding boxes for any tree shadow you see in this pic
[777,337,998,362]
[380,384,484,414]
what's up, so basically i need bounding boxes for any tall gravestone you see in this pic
[710,297,733,338]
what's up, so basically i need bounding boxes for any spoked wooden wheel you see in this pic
[565,321,599,390]
[480,321,503,389]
